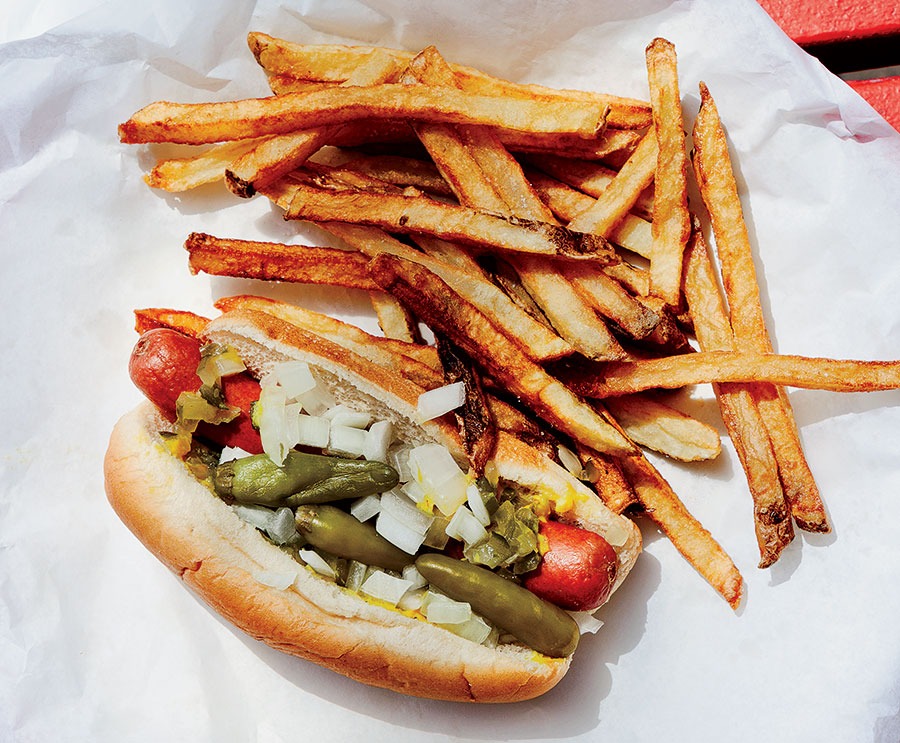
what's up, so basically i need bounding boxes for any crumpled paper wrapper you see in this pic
[2,1,900,741]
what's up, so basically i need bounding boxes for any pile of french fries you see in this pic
[119,33,900,608]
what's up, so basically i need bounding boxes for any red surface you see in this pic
[757,0,900,45]
[848,77,900,131]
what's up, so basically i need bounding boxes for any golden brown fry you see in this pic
[146,138,265,192]
[562,261,661,339]
[331,154,454,198]
[527,170,654,259]
[566,132,658,236]
[605,393,721,462]
[118,84,608,145]
[525,154,655,221]
[693,82,828,533]
[564,350,900,397]
[645,38,690,307]
[133,308,211,337]
[214,295,442,389]
[368,253,639,457]
[369,291,422,344]
[498,128,642,160]
[247,32,652,129]
[319,222,573,362]
[184,232,378,290]
[621,452,744,608]
[283,180,619,262]
[575,444,639,514]
[683,223,793,567]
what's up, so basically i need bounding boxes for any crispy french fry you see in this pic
[247,32,652,129]
[527,170,654,259]
[645,38,690,307]
[693,82,828,533]
[118,84,609,145]
[318,222,574,362]
[133,308,211,337]
[184,232,378,291]
[605,393,721,462]
[620,452,744,608]
[369,291,422,344]
[368,252,639,457]
[498,128,642,160]
[564,350,900,396]
[566,132,658,236]
[146,138,266,192]
[329,154,454,198]
[683,222,793,567]
[561,261,661,339]
[283,179,619,262]
[435,334,497,474]
[526,154,655,221]
[575,443,639,514]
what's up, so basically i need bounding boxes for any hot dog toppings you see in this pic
[129,327,619,656]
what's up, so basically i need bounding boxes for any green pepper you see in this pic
[415,553,579,658]
[295,504,413,572]
[213,450,399,506]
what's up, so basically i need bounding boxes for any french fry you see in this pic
[133,308,211,337]
[605,393,721,462]
[620,452,744,608]
[283,179,619,262]
[692,82,828,533]
[146,138,265,192]
[225,48,404,197]
[317,221,574,362]
[566,132,659,236]
[575,444,639,514]
[184,232,378,291]
[118,83,609,146]
[368,291,422,344]
[526,153,655,221]
[368,252,639,457]
[434,334,497,474]
[527,170,654,259]
[328,154,455,198]
[645,38,690,307]
[565,350,900,396]
[683,222,794,567]
[497,128,642,160]
[247,32,652,129]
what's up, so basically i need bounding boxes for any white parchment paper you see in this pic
[2,1,900,741]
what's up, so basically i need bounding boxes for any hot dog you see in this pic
[104,303,641,702]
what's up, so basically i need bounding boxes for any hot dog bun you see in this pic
[104,307,641,702]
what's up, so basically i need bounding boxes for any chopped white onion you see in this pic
[350,493,381,522]
[416,381,466,421]
[445,505,489,547]
[380,489,434,534]
[296,383,336,416]
[296,414,331,448]
[423,592,472,624]
[253,570,297,590]
[232,504,275,531]
[273,361,317,400]
[266,507,298,545]
[397,587,427,612]
[324,404,372,428]
[466,483,491,527]
[388,446,413,482]
[297,549,335,578]
[408,444,469,516]
[557,444,584,479]
[257,384,290,466]
[446,615,493,645]
[400,479,427,505]
[569,610,605,635]
[327,425,368,458]
[219,445,253,463]
[359,570,414,606]
[401,564,428,591]
[344,560,368,592]
[363,420,393,462]
[376,508,429,555]
[603,519,629,548]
